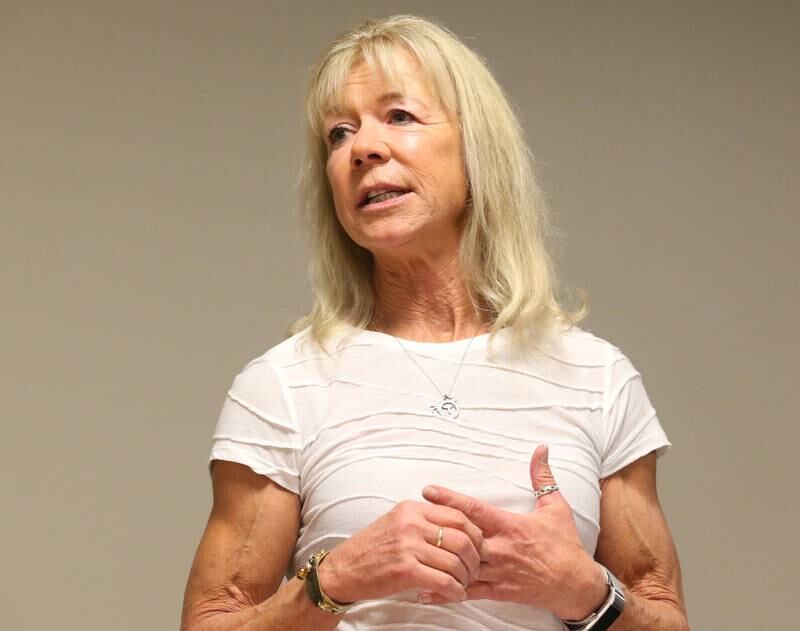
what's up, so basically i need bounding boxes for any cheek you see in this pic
[326,160,352,206]
[432,141,467,204]
[405,137,458,186]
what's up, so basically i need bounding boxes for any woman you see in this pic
[180,14,688,631]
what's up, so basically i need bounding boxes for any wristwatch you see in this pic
[562,565,625,630]
[296,549,356,614]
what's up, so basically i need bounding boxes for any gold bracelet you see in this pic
[296,549,356,614]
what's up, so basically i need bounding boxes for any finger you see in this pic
[529,444,563,508]
[418,580,496,605]
[473,561,501,583]
[465,581,496,601]
[422,485,501,534]
[422,525,481,582]
[411,564,467,603]
[416,541,470,587]
[421,503,488,561]
[417,592,452,605]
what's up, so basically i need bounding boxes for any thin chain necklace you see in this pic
[389,322,484,419]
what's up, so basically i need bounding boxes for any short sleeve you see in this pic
[208,357,301,494]
[600,350,671,479]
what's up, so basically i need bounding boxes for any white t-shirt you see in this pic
[208,324,671,630]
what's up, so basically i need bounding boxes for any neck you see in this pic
[369,252,489,342]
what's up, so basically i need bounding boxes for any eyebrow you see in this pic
[325,91,424,120]
[375,91,407,104]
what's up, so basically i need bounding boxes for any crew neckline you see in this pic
[352,326,492,352]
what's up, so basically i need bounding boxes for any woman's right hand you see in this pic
[316,500,486,604]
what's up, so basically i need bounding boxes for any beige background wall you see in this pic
[2,1,797,629]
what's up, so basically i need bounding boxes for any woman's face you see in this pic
[324,51,468,261]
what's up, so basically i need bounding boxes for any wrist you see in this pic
[316,549,357,605]
[562,564,626,631]
[564,561,610,621]
[296,549,357,615]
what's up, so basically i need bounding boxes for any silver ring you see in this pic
[533,484,559,498]
[435,526,444,548]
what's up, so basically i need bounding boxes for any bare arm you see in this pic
[595,452,689,631]
[181,458,483,630]
[179,460,342,631]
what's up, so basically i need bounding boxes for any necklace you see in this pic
[389,323,484,419]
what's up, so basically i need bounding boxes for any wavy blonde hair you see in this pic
[288,14,588,356]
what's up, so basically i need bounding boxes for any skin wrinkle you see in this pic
[182,26,688,629]
[595,453,688,630]
[228,493,265,608]
[191,534,263,621]
[192,492,269,617]
[181,462,303,630]
[186,584,249,627]
[615,473,659,577]
[323,51,486,342]
[371,252,481,338]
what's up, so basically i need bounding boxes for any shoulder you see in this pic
[529,326,652,416]
[553,327,650,405]
[226,327,317,396]
[248,326,315,365]
[539,324,625,368]
[232,324,362,391]
[238,325,336,372]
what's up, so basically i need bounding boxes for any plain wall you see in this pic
[1,1,797,629]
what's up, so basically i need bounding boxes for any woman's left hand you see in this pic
[419,444,608,621]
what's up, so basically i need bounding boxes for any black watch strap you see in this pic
[563,565,625,630]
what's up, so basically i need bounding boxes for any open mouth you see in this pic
[359,190,413,209]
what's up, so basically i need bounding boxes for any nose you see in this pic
[350,120,390,168]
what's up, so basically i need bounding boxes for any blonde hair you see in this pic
[288,14,588,356]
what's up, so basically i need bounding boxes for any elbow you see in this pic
[664,598,689,631]
[662,603,690,631]
[180,610,213,631]
[180,602,242,631]
[179,616,200,631]
[181,582,259,631]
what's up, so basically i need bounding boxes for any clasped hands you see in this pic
[420,444,607,621]
[319,445,607,621]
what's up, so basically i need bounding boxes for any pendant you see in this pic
[430,394,460,419]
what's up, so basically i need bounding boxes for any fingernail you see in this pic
[423,486,438,500]
[542,445,549,464]
[418,593,432,604]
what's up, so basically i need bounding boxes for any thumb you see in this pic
[529,444,561,507]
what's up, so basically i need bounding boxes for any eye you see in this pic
[389,109,415,124]
[327,125,350,146]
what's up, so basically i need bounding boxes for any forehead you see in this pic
[318,48,449,122]
[328,61,438,114]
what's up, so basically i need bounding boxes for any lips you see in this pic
[357,185,412,207]
[366,190,406,204]
[359,190,413,210]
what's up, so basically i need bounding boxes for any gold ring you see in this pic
[435,526,444,548]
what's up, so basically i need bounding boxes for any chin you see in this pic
[352,225,419,252]
[360,235,416,253]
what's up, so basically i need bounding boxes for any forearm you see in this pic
[611,587,688,631]
[184,576,342,631]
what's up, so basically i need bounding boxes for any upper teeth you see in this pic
[366,189,405,203]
